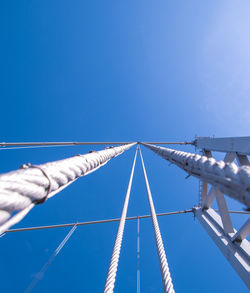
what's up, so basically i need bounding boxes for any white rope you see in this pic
[143,143,250,209]
[139,149,175,293]
[103,149,137,293]
[25,224,77,293]
[0,143,135,234]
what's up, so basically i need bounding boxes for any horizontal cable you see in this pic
[0,141,194,148]
[0,145,81,151]
[141,141,193,145]
[223,210,250,214]
[0,142,134,147]
[6,210,193,233]
[5,209,249,233]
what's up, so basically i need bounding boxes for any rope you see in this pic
[0,143,135,234]
[139,148,175,293]
[103,149,138,293]
[25,224,77,293]
[143,143,250,209]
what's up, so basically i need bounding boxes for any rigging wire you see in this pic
[137,217,140,293]
[0,141,193,148]
[4,209,248,234]
[0,142,132,147]
[24,224,77,293]
[0,145,81,151]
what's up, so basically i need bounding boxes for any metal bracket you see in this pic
[194,207,250,289]
[194,138,250,288]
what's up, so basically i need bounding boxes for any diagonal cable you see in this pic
[139,148,175,293]
[25,224,77,293]
[142,143,250,209]
[103,148,138,293]
[0,143,135,234]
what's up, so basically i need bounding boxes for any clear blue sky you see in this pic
[0,0,249,292]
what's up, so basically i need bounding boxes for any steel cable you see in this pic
[0,143,135,234]
[143,143,250,209]
[139,148,175,293]
[103,149,137,293]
